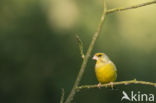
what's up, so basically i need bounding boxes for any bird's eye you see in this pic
[97,54,102,57]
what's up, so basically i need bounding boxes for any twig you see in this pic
[76,79,156,90]
[64,1,107,103]
[106,0,156,14]
[60,89,65,103]
[75,35,85,59]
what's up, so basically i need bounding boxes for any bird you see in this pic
[92,53,117,88]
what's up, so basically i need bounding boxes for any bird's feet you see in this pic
[97,83,101,88]
[109,82,114,90]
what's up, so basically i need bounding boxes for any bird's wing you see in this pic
[108,61,117,71]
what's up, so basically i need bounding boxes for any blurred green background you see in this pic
[1,0,156,103]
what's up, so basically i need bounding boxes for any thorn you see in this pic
[133,78,137,81]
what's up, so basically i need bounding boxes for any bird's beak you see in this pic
[92,56,98,60]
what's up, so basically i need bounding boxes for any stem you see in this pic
[60,89,65,103]
[76,79,156,90]
[75,35,85,59]
[64,1,107,103]
[106,0,156,14]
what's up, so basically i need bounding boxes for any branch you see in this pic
[64,0,107,103]
[106,0,156,14]
[60,89,65,103]
[76,79,156,90]
[75,34,85,59]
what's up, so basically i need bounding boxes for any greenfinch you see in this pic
[93,53,117,88]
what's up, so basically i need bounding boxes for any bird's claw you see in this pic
[109,82,114,90]
[97,83,101,88]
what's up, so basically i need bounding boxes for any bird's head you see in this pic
[92,53,109,61]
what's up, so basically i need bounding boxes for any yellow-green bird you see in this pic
[93,53,117,88]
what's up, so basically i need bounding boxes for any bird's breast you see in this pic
[95,62,117,83]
